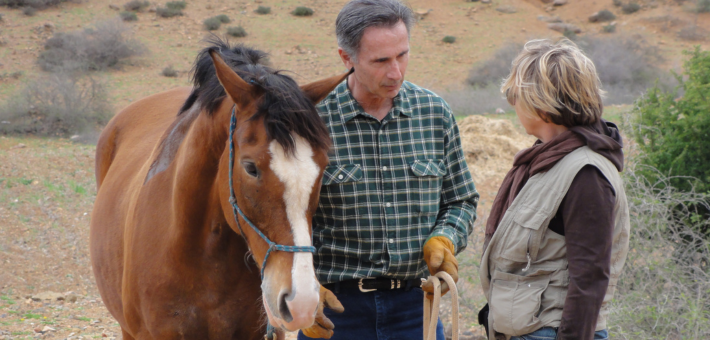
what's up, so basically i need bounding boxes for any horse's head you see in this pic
[206,46,349,332]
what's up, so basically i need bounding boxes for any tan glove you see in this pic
[422,236,458,300]
[300,285,344,339]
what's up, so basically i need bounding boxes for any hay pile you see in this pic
[457,115,535,183]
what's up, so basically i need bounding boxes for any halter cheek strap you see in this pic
[227,105,316,279]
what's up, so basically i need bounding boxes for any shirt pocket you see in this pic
[499,206,548,264]
[490,271,550,336]
[322,164,363,185]
[409,159,445,215]
[409,159,447,177]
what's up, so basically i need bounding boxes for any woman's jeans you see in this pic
[510,327,609,340]
[297,287,444,340]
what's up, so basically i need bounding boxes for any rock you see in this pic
[65,293,78,303]
[108,4,120,10]
[11,143,26,149]
[495,5,516,13]
[538,15,562,23]
[495,108,505,114]
[481,0,491,3]
[70,135,81,141]
[553,0,568,6]
[540,0,554,3]
[548,22,581,33]
[414,9,432,20]
[31,291,63,301]
[41,326,55,333]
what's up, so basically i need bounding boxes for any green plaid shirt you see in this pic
[313,80,479,283]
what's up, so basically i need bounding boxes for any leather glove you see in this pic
[300,285,344,339]
[422,236,458,300]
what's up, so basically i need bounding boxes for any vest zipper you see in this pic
[522,231,533,272]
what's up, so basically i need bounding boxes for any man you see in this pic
[298,1,479,339]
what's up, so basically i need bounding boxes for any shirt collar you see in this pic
[338,80,414,124]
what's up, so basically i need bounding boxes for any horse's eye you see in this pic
[242,161,259,178]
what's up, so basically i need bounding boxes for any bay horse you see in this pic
[90,38,350,339]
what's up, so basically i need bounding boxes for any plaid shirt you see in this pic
[312,80,479,283]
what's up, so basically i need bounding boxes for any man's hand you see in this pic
[422,236,458,300]
[300,285,344,339]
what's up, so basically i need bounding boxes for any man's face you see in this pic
[340,21,410,100]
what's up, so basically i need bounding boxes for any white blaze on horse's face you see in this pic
[266,134,320,331]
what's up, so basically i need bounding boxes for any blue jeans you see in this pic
[297,287,444,340]
[510,327,609,340]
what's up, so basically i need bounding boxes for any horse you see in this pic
[89,38,350,339]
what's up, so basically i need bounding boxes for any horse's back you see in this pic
[90,87,191,327]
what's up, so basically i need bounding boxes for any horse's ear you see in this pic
[300,68,353,105]
[209,49,255,111]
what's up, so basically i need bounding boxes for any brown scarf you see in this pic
[483,130,585,248]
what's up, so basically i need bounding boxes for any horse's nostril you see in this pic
[278,291,293,323]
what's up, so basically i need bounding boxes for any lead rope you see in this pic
[423,272,459,340]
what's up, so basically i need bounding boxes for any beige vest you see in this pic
[480,146,630,339]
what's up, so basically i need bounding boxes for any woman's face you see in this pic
[514,100,542,138]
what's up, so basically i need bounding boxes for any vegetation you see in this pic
[699,0,710,12]
[603,23,616,33]
[123,0,149,12]
[596,9,616,22]
[442,36,456,44]
[37,20,146,72]
[255,5,270,14]
[156,6,182,17]
[165,0,185,10]
[0,0,69,10]
[22,6,35,16]
[227,26,247,38]
[631,47,710,195]
[214,14,230,23]
[161,65,178,77]
[0,72,112,136]
[203,17,221,31]
[120,11,138,21]
[292,6,314,16]
[622,2,641,14]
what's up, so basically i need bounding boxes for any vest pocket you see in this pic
[499,206,549,264]
[490,272,550,336]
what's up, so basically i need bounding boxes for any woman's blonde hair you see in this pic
[501,39,604,127]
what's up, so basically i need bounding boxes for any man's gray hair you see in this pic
[336,0,414,62]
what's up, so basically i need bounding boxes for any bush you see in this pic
[165,0,185,10]
[292,6,313,16]
[699,0,710,12]
[37,19,146,72]
[123,0,149,12]
[466,43,521,88]
[120,11,138,21]
[610,166,710,338]
[227,26,247,37]
[203,17,221,30]
[255,5,270,14]
[22,6,36,15]
[562,29,578,40]
[613,0,623,6]
[603,23,616,33]
[596,9,616,22]
[0,0,68,9]
[156,6,182,17]
[161,65,178,77]
[678,24,707,41]
[631,47,710,194]
[442,36,456,44]
[0,72,112,136]
[622,2,641,14]
[214,14,230,23]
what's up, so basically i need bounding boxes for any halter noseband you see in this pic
[227,106,316,279]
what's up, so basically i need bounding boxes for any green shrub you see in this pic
[0,72,112,136]
[442,36,456,44]
[255,5,270,14]
[214,14,230,23]
[165,0,185,10]
[120,11,138,21]
[123,0,149,11]
[612,0,623,6]
[161,65,178,77]
[22,6,36,15]
[602,23,616,33]
[596,9,616,21]
[227,26,247,37]
[203,17,221,30]
[0,0,69,10]
[622,2,640,14]
[562,29,578,40]
[631,47,710,194]
[292,6,313,16]
[699,0,710,12]
[156,6,182,17]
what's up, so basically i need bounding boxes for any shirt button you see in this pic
[388,239,394,244]
[382,166,388,171]
[385,202,392,207]
[338,174,344,179]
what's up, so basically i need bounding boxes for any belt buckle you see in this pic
[358,278,376,293]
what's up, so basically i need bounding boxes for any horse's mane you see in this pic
[179,36,330,155]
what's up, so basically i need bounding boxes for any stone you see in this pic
[495,5,516,13]
[553,0,568,6]
[548,22,581,33]
[495,108,505,114]
[481,0,491,3]
[31,291,63,301]
[538,15,562,22]
[108,4,120,10]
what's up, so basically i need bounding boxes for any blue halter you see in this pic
[227,106,316,279]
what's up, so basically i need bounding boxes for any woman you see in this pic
[479,39,630,340]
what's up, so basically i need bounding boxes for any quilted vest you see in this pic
[480,146,630,339]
